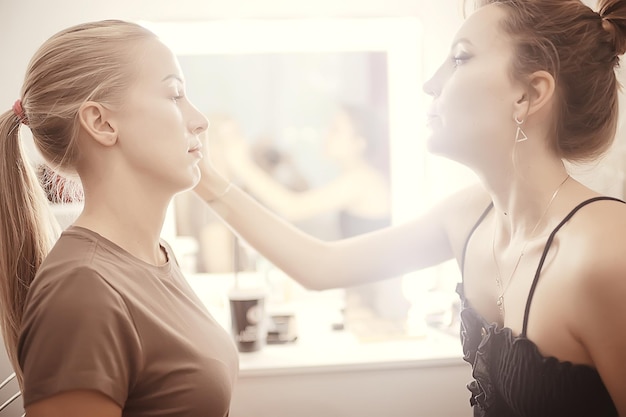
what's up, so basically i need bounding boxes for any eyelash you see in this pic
[452,55,469,68]
[172,95,184,102]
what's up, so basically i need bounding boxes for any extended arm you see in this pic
[194,166,487,290]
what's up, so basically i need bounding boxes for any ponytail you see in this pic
[0,18,156,387]
[0,110,58,386]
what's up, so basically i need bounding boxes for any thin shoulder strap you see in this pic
[521,196,626,336]
[461,202,494,280]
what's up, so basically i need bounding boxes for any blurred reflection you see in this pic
[225,103,391,231]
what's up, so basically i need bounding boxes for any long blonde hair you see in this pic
[0,20,156,385]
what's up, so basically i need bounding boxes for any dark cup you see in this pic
[229,287,267,352]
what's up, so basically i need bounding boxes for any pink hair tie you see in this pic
[12,99,29,126]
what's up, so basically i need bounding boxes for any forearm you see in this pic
[193,170,456,289]
[194,176,342,290]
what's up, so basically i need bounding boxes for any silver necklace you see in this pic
[492,174,570,318]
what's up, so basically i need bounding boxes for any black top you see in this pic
[458,196,620,417]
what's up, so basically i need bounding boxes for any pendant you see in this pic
[515,126,528,142]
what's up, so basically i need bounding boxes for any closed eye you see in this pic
[452,54,471,68]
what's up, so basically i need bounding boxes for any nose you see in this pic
[423,76,437,97]
[422,75,438,97]
[422,63,446,97]
[189,105,209,135]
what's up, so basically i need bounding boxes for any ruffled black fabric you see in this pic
[456,283,618,417]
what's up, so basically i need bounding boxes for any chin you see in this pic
[174,170,201,194]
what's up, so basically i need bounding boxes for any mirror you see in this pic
[145,17,426,338]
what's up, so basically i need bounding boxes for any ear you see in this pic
[513,70,556,120]
[77,101,118,147]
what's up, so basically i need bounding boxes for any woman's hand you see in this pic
[194,130,232,202]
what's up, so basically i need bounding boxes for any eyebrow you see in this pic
[162,74,184,83]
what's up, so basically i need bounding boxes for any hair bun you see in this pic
[599,0,626,57]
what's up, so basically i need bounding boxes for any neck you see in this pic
[74,182,172,266]
[483,158,569,241]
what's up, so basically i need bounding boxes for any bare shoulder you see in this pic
[565,196,626,277]
[379,181,491,271]
[565,197,626,409]
[566,196,626,253]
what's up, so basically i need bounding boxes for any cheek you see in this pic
[427,104,505,159]
[441,81,512,139]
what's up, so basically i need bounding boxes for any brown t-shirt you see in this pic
[18,226,239,416]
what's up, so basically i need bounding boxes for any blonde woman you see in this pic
[0,20,238,417]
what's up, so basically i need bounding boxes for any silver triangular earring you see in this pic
[515,116,528,142]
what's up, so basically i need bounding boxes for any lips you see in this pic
[188,142,203,153]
